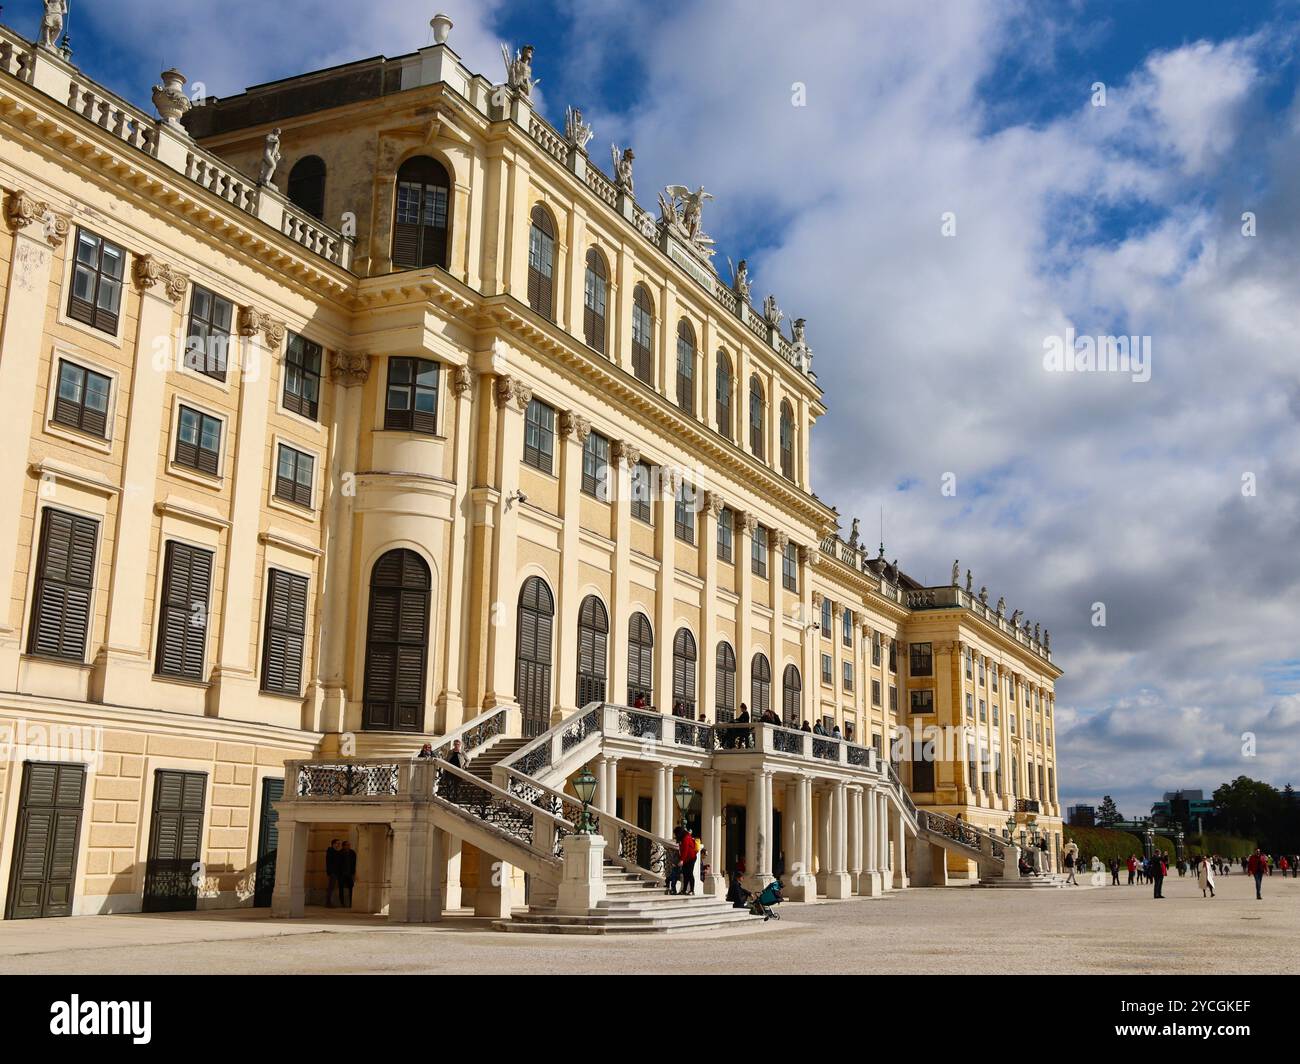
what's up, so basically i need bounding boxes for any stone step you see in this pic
[494,908,760,935]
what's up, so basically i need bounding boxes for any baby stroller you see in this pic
[747,879,784,921]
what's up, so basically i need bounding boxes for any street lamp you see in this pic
[573,764,599,834]
[1005,815,1016,839]
[674,779,696,829]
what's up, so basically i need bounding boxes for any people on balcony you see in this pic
[800,720,812,733]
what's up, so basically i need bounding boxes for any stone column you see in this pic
[825,780,852,898]
[483,376,531,714]
[439,829,462,912]
[744,769,762,889]
[651,763,669,839]
[759,770,775,881]
[880,794,895,892]
[91,253,188,703]
[270,816,309,918]
[655,466,679,714]
[784,775,814,901]
[613,242,634,375]
[815,788,831,892]
[557,832,607,914]
[830,603,844,729]
[771,531,787,714]
[700,492,723,719]
[603,757,619,814]
[207,307,286,714]
[861,788,882,896]
[610,441,638,702]
[893,806,909,888]
[0,193,70,684]
[473,850,517,918]
[388,816,430,923]
[312,351,369,733]
[701,770,724,895]
[436,366,475,731]
[800,551,817,726]
[848,787,863,893]
[555,410,590,720]
[736,512,756,711]
[593,755,610,812]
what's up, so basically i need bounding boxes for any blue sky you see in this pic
[37,0,1300,819]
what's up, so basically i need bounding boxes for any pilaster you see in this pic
[555,410,589,720]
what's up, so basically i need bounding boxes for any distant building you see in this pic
[1151,790,1215,830]
[1067,805,1096,827]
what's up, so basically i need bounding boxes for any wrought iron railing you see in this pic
[617,709,663,742]
[294,761,401,799]
[432,707,509,762]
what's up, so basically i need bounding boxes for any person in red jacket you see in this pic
[1248,849,1268,900]
[679,828,699,895]
[1126,855,1137,885]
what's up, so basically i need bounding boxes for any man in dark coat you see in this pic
[338,840,357,909]
[325,838,341,907]
[1151,851,1166,899]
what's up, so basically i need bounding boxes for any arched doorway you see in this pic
[362,550,431,732]
[576,595,609,707]
[516,577,555,738]
[782,664,802,727]
[751,653,772,718]
[672,629,698,718]
[627,613,654,708]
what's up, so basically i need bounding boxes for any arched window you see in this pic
[362,550,430,732]
[527,205,557,320]
[716,350,733,440]
[632,285,655,385]
[782,664,802,727]
[780,401,795,479]
[516,577,555,738]
[287,156,326,220]
[392,156,451,270]
[749,375,765,460]
[715,642,736,721]
[672,629,698,718]
[751,653,772,719]
[675,319,695,414]
[627,612,654,707]
[576,595,609,707]
[583,248,609,354]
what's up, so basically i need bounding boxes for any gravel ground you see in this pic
[2,870,1295,975]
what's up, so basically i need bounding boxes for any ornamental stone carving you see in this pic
[811,591,823,609]
[775,531,790,552]
[831,602,843,620]
[559,411,592,442]
[612,440,640,468]
[6,190,70,246]
[152,69,193,132]
[739,511,758,535]
[703,490,725,518]
[494,375,531,411]
[453,365,474,396]
[238,306,286,348]
[329,352,371,388]
[132,254,189,304]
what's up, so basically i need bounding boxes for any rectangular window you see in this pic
[889,685,898,712]
[275,444,315,508]
[68,228,124,334]
[751,525,768,577]
[582,431,609,499]
[979,657,986,685]
[965,692,974,717]
[185,285,234,380]
[717,507,733,562]
[821,653,832,684]
[979,698,987,723]
[966,648,973,679]
[523,398,555,474]
[385,357,440,434]
[174,405,222,476]
[821,599,832,638]
[155,540,213,681]
[872,630,881,666]
[872,679,882,707]
[782,543,798,592]
[28,508,98,662]
[261,569,308,696]
[282,333,323,421]
[842,661,854,692]
[909,641,933,677]
[888,638,897,673]
[631,462,653,524]
[51,359,111,439]
[912,758,935,793]
[1011,712,1017,734]
[993,703,1001,727]
[910,689,934,713]
[992,668,999,693]
[674,480,696,544]
[842,608,853,649]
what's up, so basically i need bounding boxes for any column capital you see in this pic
[660,465,683,495]
[453,365,475,396]
[738,510,758,535]
[797,544,812,566]
[495,374,532,411]
[831,602,844,620]
[613,439,641,467]
[559,410,592,443]
[703,490,725,518]
[238,306,286,348]
[5,189,70,247]
[131,253,190,304]
[811,590,823,609]
[775,531,790,552]
[329,352,371,388]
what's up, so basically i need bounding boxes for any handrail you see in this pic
[431,705,511,762]
[917,809,1003,859]
[496,702,603,780]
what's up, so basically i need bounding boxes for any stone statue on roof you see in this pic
[996,597,1006,618]
[965,570,973,593]
[258,129,283,189]
[952,560,961,587]
[39,1,67,51]
[979,586,989,606]
[763,294,783,328]
[729,258,752,304]
[848,518,860,548]
[564,106,594,150]
[502,43,538,98]
[791,318,814,372]
[1010,609,1023,627]
[611,145,635,194]
[1034,623,1041,642]
[659,185,717,261]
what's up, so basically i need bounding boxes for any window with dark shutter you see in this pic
[275,444,315,508]
[173,405,222,476]
[751,524,768,577]
[527,205,556,320]
[782,542,798,591]
[51,360,111,439]
[581,431,609,499]
[751,653,771,719]
[576,595,609,707]
[782,665,802,726]
[632,285,654,385]
[282,334,322,421]
[674,479,695,544]
[392,156,450,269]
[631,462,653,524]
[28,509,98,662]
[260,569,308,696]
[288,156,327,220]
[913,758,935,793]
[385,357,440,434]
[675,319,695,414]
[362,550,430,732]
[516,576,555,737]
[749,375,765,459]
[716,350,733,439]
[780,401,795,479]
[717,507,733,562]
[583,249,608,353]
[715,642,736,721]
[671,629,697,717]
[184,286,234,381]
[523,398,555,474]
[155,541,213,681]
[68,228,124,335]
[627,612,654,707]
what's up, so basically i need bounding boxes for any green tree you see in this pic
[1212,776,1280,842]
[1096,795,1123,827]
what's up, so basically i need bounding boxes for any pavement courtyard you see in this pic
[1,868,1295,975]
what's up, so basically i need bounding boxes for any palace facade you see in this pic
[0,13,1061,923]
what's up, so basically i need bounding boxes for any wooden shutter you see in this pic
[363,550,430,732]
[628,613,654,704]
[143,770,206,913]
[156,541,212,680]
[261,570,308,696]
[29,509,97,661]
[5,762,86,920]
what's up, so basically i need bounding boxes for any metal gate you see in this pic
[143,770,206,913]
[253,777,284,908]
[4,762,85,920]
